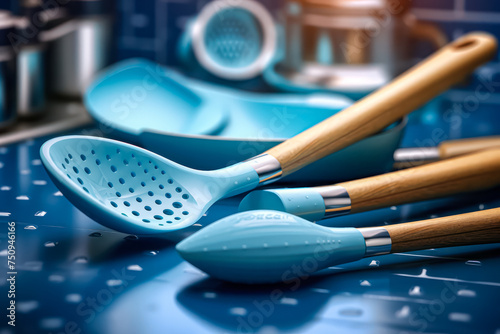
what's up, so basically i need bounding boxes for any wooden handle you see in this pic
[264,33,497,176]
[439,136,500,159]
[384,207,500,253]
[335,148,500,213]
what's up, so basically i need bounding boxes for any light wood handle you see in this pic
[439,136,500,159]
[264,33,497,176]
[335,148,500,213]
[384,207,500,253]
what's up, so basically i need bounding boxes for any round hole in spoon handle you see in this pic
[381,207,500,253]
[264,33,497,176]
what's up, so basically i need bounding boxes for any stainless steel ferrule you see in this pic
[246,154,283,185]
[358,227,392,256]
[393,147,440,163]
[317,185,351,218]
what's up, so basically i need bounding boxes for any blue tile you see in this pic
[465,0,500,13]
[413,0,455,10]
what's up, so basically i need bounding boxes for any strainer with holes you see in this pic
[190,0,277,80]
[41,33,496,234]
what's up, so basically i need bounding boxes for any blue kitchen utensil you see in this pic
[87,58,405,184]
[176,209,500,284]
[182,0,277,80]
[239,148,500,221]
[85,60,230,137]
[41,135,260,234]
[44,33,496,234]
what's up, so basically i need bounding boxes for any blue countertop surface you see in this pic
[1,105,500,334]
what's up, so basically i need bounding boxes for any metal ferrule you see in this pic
[358,227,392,256]
[245,154,283,185]
[393,147,440,163]
[316,185,351,217]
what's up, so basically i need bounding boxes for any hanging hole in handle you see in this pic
[453,39,477,50]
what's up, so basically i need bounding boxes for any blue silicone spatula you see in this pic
[41,33,496,234]
[239,148,500,221]
[176,208,500,284]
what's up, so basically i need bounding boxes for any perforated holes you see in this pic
[159,184,164,189]
[175,217,181,220]
[80,154,86,161]
[161,170,166,175]
[116,148,121,154]
[148,191,154,196]
[73,167,79,174]
[141,182,146,187]
[136,197,142,203]
[124,201,130,207]
[110,201,118,208]
[132,211,140,216]
[142,219,150,223]
[165,193,171,198]
[83,187,89,193]
[68,154,73,159]
[167,179,173,184]
[77,178,84,185]
[61,163,66,169]
[65,158,69,164]
[123,159,129,165]
[145,206,152,211]
[129,188,135,193]
[108,182,113,188]
[154,215,163,220]
[167,221,172,224]
[84,167,91,174]
[182,211,189,215]
[155,200,162,205]
[151,176,156,181]
[119,178,125,184]
[131,154,135,158]
[138,162,142,167]
[91,150,95,155]
[144,168,149,174]
[182,194,189,200]
[131,172,136,177]
[96,159,101,166]
[116,192,122,197]
[164,209,173,215]
[175,187,182,193]
[67,174,71,179]
[154,165,158,169]
[173,202,183,208]
[110,165,117,172]
[106,154,111,161]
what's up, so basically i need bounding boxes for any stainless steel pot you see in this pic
[279,0,447,93]
[40,0,113,98]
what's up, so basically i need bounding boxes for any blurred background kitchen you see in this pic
[0,0,499,147]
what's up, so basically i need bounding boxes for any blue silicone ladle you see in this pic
[176,209,500,284]
[85,60,229,137]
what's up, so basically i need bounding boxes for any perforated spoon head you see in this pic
[176,210,366,284]
[41,136,259,234]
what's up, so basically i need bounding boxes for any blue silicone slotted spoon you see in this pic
[175,209,500,284]
[41,33,496,234]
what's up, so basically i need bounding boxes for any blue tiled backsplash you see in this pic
[2,0,499,66]
[114,0,500,65]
